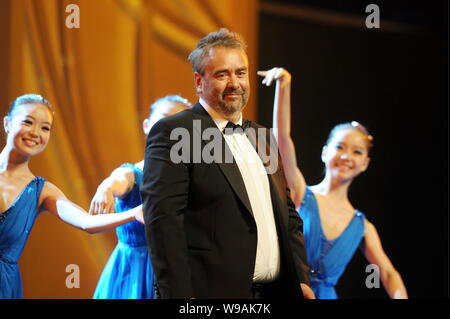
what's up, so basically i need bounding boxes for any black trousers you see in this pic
[154,280,280,299]
[251,280,280,299]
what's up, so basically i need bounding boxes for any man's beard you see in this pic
[217,89,248,115]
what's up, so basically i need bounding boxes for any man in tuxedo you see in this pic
[141,28,313,299]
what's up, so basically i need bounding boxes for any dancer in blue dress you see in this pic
[259,67,408,299]
[300,187,366,298]
[0,94,144,299]
[90,95,191,299]
[0,177,46,298]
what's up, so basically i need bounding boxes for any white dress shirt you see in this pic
[200,99,280,283]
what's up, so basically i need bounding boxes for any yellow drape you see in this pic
[1,0,258,298]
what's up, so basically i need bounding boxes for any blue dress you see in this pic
[0,177,46,299]
[93,164,154,299]
[299,187,366,299]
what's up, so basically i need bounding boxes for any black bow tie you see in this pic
[223,120,251,134]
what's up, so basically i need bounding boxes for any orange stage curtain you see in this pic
[0,0,258,298]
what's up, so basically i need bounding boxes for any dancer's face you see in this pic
[194,46,250,117]
[322,128,370,182]
[4,103,53,157]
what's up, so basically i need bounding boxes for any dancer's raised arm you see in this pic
[258,67,306,208]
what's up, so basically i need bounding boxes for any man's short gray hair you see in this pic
[188,28,247,75]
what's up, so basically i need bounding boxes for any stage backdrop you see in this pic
[0,0,258,298]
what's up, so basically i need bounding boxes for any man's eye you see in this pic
[354,150,363,155]
[42,126,51,132]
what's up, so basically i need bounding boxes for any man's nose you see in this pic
[228,74,239,88]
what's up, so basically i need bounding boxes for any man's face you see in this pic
[195,46,250,116]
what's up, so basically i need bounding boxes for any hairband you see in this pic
[351,121,374,141]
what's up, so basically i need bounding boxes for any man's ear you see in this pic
[194,72,203,95]
[321,145,328,163]
[143,118,151,135]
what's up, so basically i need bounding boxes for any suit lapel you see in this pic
[190,103,290,227]
[191,103,254,217]
[245,121,289,229]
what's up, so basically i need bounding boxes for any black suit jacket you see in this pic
[141,103,309,298]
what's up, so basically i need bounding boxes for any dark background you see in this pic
[257,0,448,298]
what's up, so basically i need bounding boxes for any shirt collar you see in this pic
[199,98,243,132]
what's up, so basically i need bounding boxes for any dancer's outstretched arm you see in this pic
[41,181,143,233]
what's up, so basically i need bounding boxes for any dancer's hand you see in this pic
[257,67,291,88]
[300,283,316,299]
[134,206,144,224]
[89,185,116,215]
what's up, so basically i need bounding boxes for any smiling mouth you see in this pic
[336,163,353,170]
[22,139,38,147]
[223,90,244,98]
[223,94,241,99]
